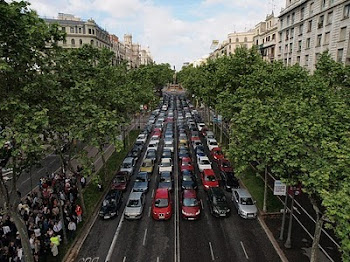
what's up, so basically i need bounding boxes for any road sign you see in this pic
[274,180,287,196]
[288,183,302,196]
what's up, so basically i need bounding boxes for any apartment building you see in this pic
[254,13,279,61]
[140,49,153,65]
[278,0,350,71]
[44,13,111,50]
[44,14,153,69]
[210,30,255,59]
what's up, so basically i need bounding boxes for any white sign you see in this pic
[274,180,286,196]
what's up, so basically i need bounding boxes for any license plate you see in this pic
[220,214,226,217]
[188,217,195,220]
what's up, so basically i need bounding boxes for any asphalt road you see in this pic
[77,94,281,262]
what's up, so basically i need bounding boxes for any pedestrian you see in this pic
[50,242,58,258]
[75,205,82,223]
[97,183,103,192]
[80,176,86,188]
[67,219,76,240]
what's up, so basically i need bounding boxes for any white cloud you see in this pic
[28,0,285,70]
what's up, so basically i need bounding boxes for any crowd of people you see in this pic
[0,170,84,261]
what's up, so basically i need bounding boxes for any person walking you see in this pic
[75,205,82,223]
[67,219,76,240]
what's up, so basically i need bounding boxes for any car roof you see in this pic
[143,158,153,163]
[234,188,252,198]
[199,156,210,160]
[208,139,217,143]
[161,158,172,162]
[155,188,169,198]
[203,169,215,175]
[129,192,143,199]
[123,157,134,162]
[183,189,197,198]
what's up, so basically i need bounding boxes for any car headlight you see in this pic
[226,209,230,213]
[213,207,219,213]
[204,184,209,188]
[195,210,201,215]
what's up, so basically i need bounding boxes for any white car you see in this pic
[197,123,206,131]
[207,139,219,151]
[150,135,160,144]
[197,156,212,172]
[124,192,145,220]
[159,158,173,172]
[164,140,174,152]
[205,131,215,140]
[147,140,158,151]
[136,134,147,144]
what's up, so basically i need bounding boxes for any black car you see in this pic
[178,149,190,158]
[181,171,198,190]
[162,149,172,159]
[127,147,141,160]
[207,187,231,218]
[146,149,157,161]
[134,141,144,151]
[220,172,240,191]
[99,190,123,219]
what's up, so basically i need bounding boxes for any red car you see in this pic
[152,188,172,220]
[181,189,201,220]
[180,156,192,165]
[201,169,219,190]
[152,128,162,137]
[111,171,129,191]
[218,159,233,173]
[210,147,225,161]
[191,136,200,142]
[180,157,194,172]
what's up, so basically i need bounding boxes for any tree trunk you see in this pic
[263,165,268,213]
[67,160,86,216]
[279,193,288,240]
[100,145,108,183]
[310,196,324,262]
[57,197,68,244]
[10,210,34,262]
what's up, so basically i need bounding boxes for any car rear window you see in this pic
[127,199,140,207]
[155,198,169,208]
[183,198,199,207]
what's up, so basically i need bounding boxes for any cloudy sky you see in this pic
[29,0,285,70]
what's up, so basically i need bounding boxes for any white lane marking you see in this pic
[201,199,204,210]
[156,257,160,262]
[293,206,301,215]
[152,189,155,198]
[122,257,127,262]
[105,209,126,262]
[240,241,249,259]
[148,206,151,217]
[143,228,148,246]
[209,242,215,261]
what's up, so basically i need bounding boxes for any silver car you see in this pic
[232,189,258,219]
[132,172,150,193]
[120,157,136,175]
[124,192,145,220]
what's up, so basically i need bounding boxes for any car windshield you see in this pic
[182,175,193,181]
[216,150,223,155]
[205,175,216,182]
[240,197,254,205]
[183,198,199,207]
[142,162,152,167]
[123,163,132,168]
[115,177,125,183]
[222,162,231,168]
[127,199,140,207]
[210,142,218,145]
[102,200,110,206]
[162,162,171,167]
[201,160,210,165]
[160,177,171,182]
[154,198,169,208]
[213,196,226,205]
[136,176,146,182]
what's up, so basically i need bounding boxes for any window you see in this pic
[316,53,321,63]
[321,0,326,9]
[291,28,294,38]
[71,39,75,46]
[306,38,311,48]
[324,32,330,45]
[244,37,247,42]
[285,30,289,40]
[236,38,239,42]
[285,44,288,53]
[287,15,290,25]
[327,12,333,25]
[96,41,98,46]
[79,27,82,33]
[79,39,83,46]
[90,39,94,45]
[301,7,305,20]
[305,54,309,66]
[329,0,334,5]
[88,29,92,34]
[337,49,344,62]
[63,39,67,45]
[92,29,95,35]
[279,46,282,54]
[289,43,293,53]
[299,24,304,35]
[318,15,324,28]
[298,40,302,51]
[61,27,66,32]
[307,20,312,32]
[339,27,347,41]
[280,19,284,28]
[297,56,301,64]
[279,32,282,42]
[272,34,275,40]
[310,2,314,15]
[70,27,74,33]
[229,38,231,43]
[344,4,350,19]
[292,13,295,24]
[316,34,322,46]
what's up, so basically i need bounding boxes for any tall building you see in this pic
[254,13,278,62]
[278,0,350,71]
[44,13,111,50]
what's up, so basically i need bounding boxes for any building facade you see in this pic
[44,13,153,69]
[254,13,279,62]
[278,0,350,71]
